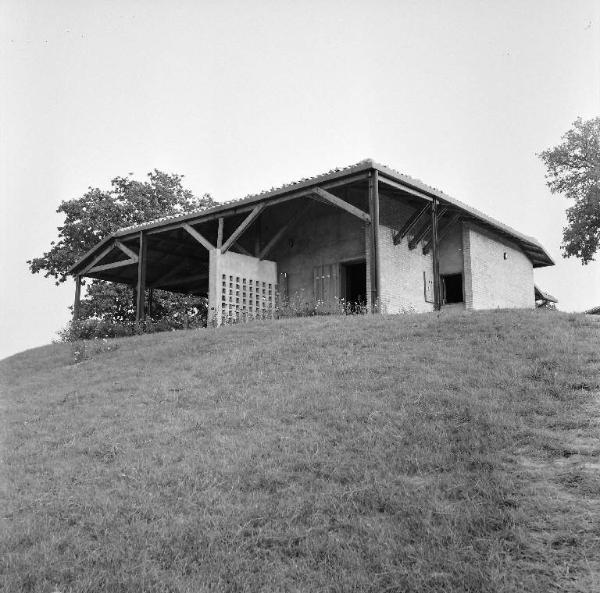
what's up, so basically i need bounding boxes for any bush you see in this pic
[57,312,206,343]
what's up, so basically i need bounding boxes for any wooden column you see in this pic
[136,232,147,322]
[216,217,224,250]
[254,217,262,257]
[367,169,380,312]
[431,198,441,311]
[73,275,81,321]
[148,288,154,318]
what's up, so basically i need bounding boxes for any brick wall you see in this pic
[463,223,534,310]
[377,193,434,313]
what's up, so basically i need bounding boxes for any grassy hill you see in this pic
[1,310,599,593]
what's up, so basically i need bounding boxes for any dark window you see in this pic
[442,274,463,304]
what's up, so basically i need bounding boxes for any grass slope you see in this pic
[1,310,600,593]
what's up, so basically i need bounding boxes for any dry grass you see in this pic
[1,309,599,592]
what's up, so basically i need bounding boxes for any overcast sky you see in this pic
[1,0,599,360]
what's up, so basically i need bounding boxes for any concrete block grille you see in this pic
[221,274,275,321]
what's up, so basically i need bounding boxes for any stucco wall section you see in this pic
[378,193,434,314]
[208,249,277,325]
[463,223,534,310]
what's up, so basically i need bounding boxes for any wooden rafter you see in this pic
[258,201,313,260]
[311,187,371,223]
[87,258,138,274]
[423,213,461,255]
[393,204,430,245]
[378,175,433,202]
[183,224,215,251]
[221,204,266,253]
[115,241,138,260]
[80,244,116,275]
[408,207,448,250]
[233,242,253,257]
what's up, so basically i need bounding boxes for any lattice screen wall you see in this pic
[220,273,276,322]
[208,250,278,326]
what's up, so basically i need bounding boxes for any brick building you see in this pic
[69,159,554,323]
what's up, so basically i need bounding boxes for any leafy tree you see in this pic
[28,170,215,323]
[538,117,600,264]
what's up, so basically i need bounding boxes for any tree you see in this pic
[538,117,600,264]
[28,170,215,323]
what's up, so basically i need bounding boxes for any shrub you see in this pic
[57,312,206,344]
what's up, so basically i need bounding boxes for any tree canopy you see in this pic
[29,170,214,283]
[28,170,215,325]
[538,117,600,264]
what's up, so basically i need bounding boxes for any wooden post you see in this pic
[431,198,441,311]
[216,217,224,250]
[254,217,261,257]
[73,275,81,321]
[148,288,154,318]
[367,169,380,312]
[136,232,147,322]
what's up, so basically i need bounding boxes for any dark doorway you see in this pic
[342,260,367,309]
[442,273,463,304]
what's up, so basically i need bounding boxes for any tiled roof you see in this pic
[118,160,373,233]
[70,158,555,273]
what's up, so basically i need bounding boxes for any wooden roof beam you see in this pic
[221,204,266,254]
[378,174,433,202]
[423,213,461,255]
[393,204,430,245]
[80,244,117,275]
[311,187,371,223]
[183,224,215,251]
[87,258,138,274]
[115,241,138,260]
[408,207,448,250]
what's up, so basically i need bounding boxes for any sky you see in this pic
[1,0,599,360]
